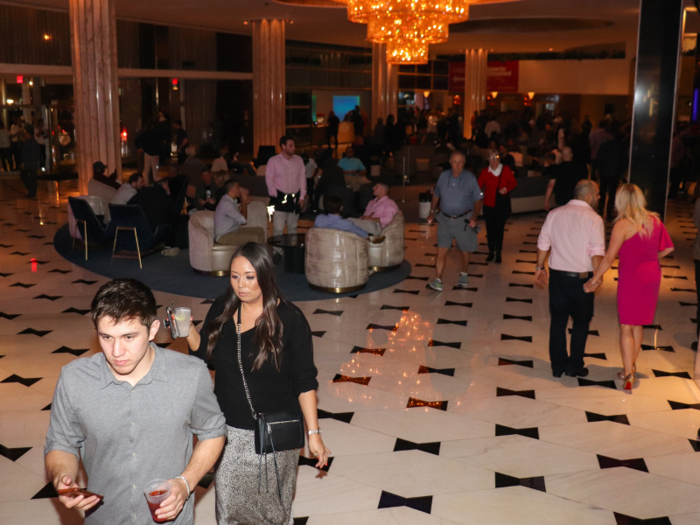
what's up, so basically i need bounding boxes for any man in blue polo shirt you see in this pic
[426,150,483,291]
[338,146,366,176]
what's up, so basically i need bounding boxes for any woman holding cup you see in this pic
[187,242,329,524]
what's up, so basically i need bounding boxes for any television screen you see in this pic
[333,95,360,119]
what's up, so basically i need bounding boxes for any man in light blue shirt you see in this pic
[313,194,369,239]
[337,146,366,176]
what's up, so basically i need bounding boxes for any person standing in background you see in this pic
[0,121,12,171]
[20,129,41,198]
[10,116,23,171]
[173,120,189,166]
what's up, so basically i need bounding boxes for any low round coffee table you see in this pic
[268,234,306,274]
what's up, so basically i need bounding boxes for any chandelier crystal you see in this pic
[386,39,429,64]
[366,13,449,44]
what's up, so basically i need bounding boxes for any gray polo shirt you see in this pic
[45,345,226,525]
[434,169,483,217]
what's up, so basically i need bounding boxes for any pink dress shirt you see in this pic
[265,153,307,200]
[537,199,605,272]
[364,196,399,228]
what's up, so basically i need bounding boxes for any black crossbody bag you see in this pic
[493,170,512,215]
[236,309,305,499]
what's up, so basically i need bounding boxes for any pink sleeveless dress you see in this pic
[617,217,673,325]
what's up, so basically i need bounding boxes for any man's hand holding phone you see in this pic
[56,474,103,510]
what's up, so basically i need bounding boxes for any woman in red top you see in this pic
[478,150,517,263]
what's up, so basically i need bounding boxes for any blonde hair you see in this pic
[614,183,658,237]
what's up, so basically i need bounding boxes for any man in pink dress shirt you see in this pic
[348,182,398,237]
[265,136,307,257]
[535,179,605,378]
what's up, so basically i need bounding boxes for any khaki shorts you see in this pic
[436,212,477,252]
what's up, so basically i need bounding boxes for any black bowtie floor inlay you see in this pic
[293,518,309,525]
[18,328,52,337]
[62,307,90,315]
[597,455,648,473]
[34,294,62,301]
[0,244,14,248]
[52,346,89,357]
[445,301,472,308]
[313,309,343,316]
[10,282,35,289]
[668,401,700,410]
[436,318,467,326]
[583,352,607,360]
[318,409,354,424]
[418,366,455,376]
[496,387,536,399]
[48,269,71,274]
[586,412,630,425]
[671,288,697,292]
[451,286,479,291]
[506,297,533,303]
[367,323,399,332]
[652,370,691,379]
[501,334,533,343]
[568,328,599,336]
[578,378,617,390]
[515,259,537,264]
[498,358,534,368]
[29,259,49,265]
[423,252,436,256]
[405,275,429,281]
[0,272,13,277]
[9,251,29,256]
[31,483,59,500]
[72,279,97,285]
[415,263,436,268]
[513,270,535,275]
[495,424,539,439]
[503,314,532,321]
[643,324,663,330]
[660,264,681,269]
[201,299,215,304]
[641,344,674,352]
[407,397,448,410]
[298,455,333,472]
[394,438,441,455]
[520,249,537,253]
[509,283,534,288]
[428,339,461,349]
[613,513,671,524]
[198,471,214,489]
[311,331,326,338]
[495,472,546,492]
[0,311,21,320]
[1,374,41,387]
[380,305,409,312]
[42,403,51,411]
[663,275,688,280]
[378,491,433,514]
[27,235,45,239]
[394,289,420,295]
[0,443,32,461]
[332,374,371,386]
[351,346,386,356]
[14,229,29,232]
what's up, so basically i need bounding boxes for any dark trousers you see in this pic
[0,148,11,171]
[695,260,700,339]
[548,270,595,374]
[483,205,508,252]
[669,167,683,198]
[20,169,37,197]
[11,143,21,169]
[598,176,619,219]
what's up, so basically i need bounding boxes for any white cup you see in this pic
[173,307,191,337]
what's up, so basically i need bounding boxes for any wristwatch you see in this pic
[534,265,546,272]
[308,429,322,436]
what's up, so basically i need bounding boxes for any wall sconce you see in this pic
[6,99,14,104]
[490,91,498,99]
[423,91,430,98]
[528,92,535,99]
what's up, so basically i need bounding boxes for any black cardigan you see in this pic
[191,296,319,430]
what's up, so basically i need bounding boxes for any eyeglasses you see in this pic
[489,155,500,160]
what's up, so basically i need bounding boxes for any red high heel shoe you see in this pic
[617,364,636,381]
[623,372,635,394]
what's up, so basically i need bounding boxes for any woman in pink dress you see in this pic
[584,184,674,392]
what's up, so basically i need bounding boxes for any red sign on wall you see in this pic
[448,60,520,93]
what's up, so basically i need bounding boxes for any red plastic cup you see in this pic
[144,479,171,523]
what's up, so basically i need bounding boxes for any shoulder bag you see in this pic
[494,170,512,215]
[236,308,305,499]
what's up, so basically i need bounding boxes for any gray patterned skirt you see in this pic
[215,425,299,525]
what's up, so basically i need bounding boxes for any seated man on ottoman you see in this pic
[214,180,264,245]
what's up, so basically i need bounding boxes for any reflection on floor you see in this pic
[2,173,700,525]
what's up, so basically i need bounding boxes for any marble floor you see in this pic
[2,173,700,525]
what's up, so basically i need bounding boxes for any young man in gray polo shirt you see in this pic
[45,278,226,525]
[426,150,483,291]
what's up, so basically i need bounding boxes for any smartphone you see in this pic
[164,303,178,339]
[58,488,104,500]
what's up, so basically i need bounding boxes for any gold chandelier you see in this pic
[335,0,471,64]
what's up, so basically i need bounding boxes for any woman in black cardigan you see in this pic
[187,242,330,525]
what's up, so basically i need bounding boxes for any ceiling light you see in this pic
[6,99,14,104]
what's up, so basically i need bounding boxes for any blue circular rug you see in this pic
[53,224,411,301]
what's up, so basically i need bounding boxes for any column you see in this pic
[463,49,488,141]
[69,0,121,193]
[22,81,32,122]
[252,19,286,155]
[372,43,398,129]
[628,0,684,218]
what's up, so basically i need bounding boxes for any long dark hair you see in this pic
[206,243,285,371]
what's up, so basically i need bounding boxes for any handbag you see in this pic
[236,308,305,499]
[493,170,512,215]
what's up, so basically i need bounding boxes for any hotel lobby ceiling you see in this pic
[4,0,694,55]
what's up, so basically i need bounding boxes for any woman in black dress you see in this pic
[187,242,330,524]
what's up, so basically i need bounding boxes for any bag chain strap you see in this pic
[236,309,258,421]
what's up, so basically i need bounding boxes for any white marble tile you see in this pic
[646,453,700,487]
[305,507,462,525]
[627,409,700,440]
[316,381,408,412]
[0,499,82,525]
[293,467,382,517]
[536,386,672,415]
[0,384,52,413]
[0,411,51,447]
[0,456,50,502]
[313,418,396,456]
